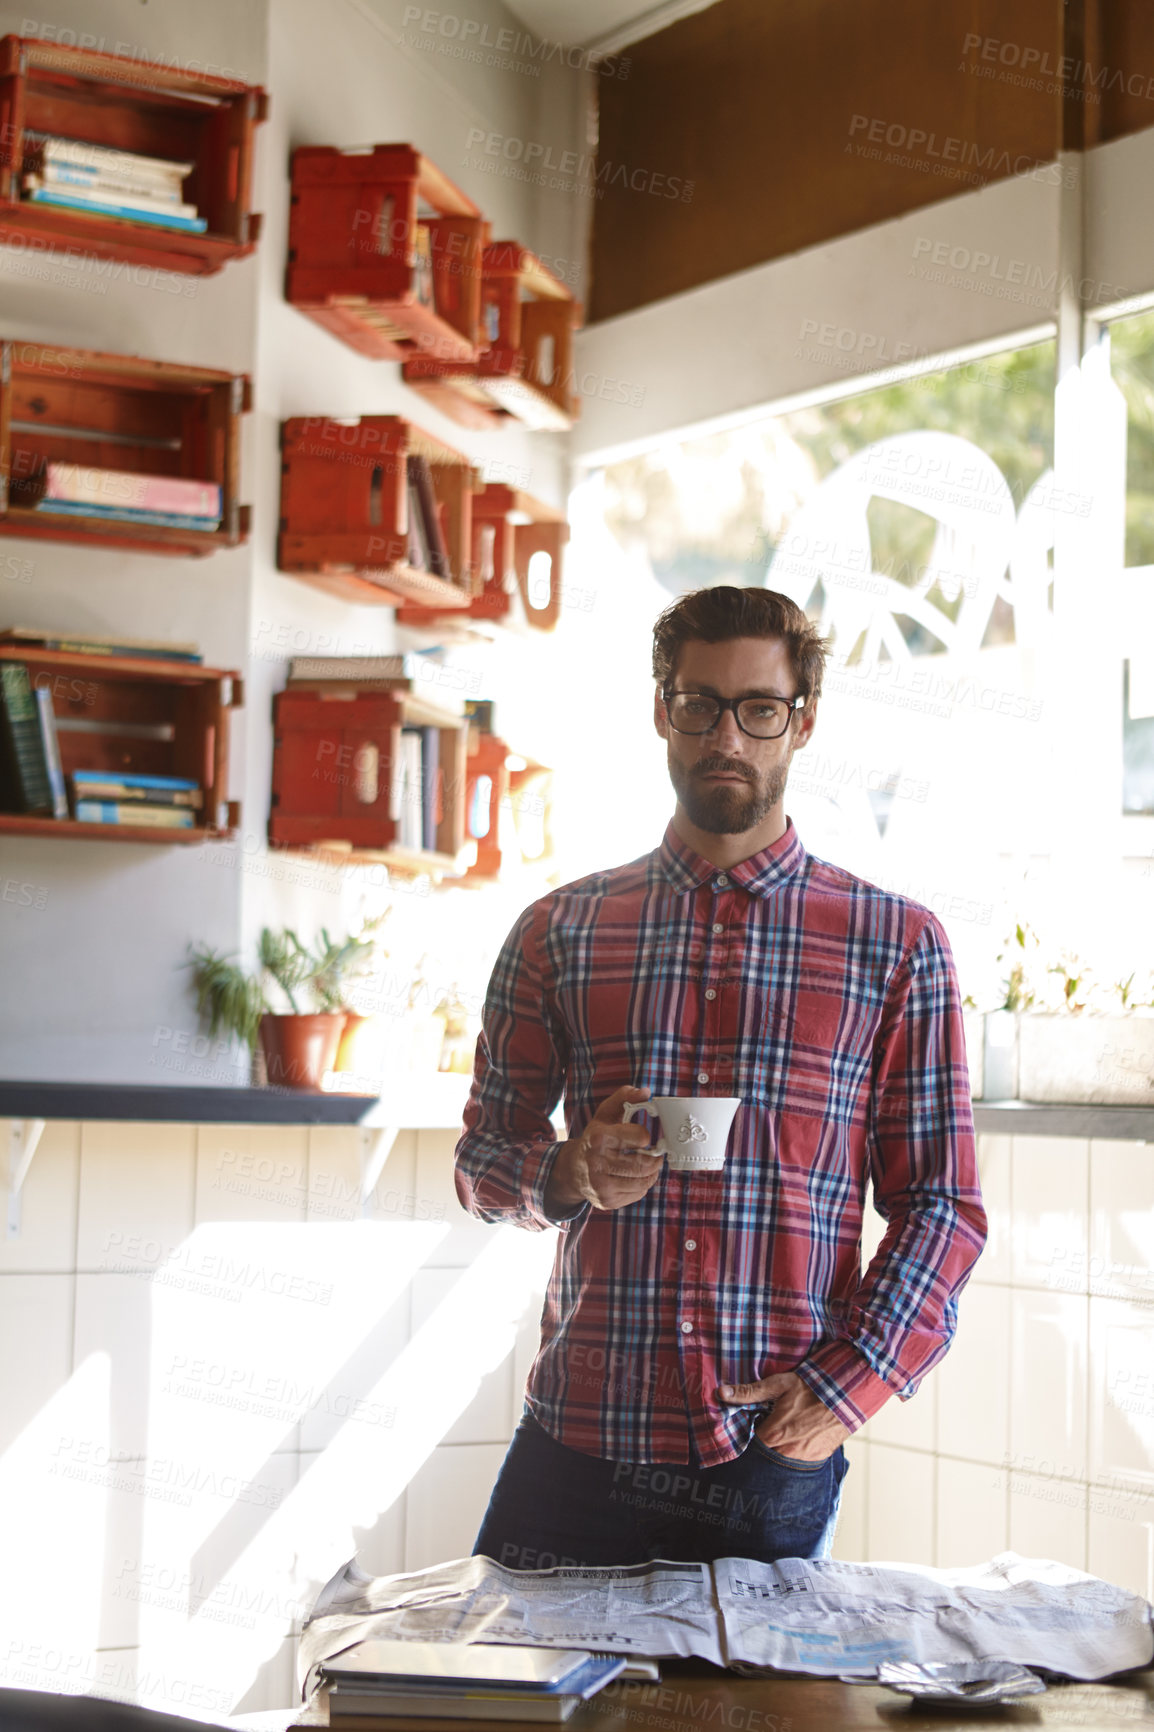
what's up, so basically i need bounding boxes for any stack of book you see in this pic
[70,770,200,829]
[21,132,206,233]
[317,1638,626,1724]
[18,462,222,535]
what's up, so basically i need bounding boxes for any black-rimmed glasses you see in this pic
[662,689,807,740]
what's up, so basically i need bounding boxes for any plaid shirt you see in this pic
[454,819,986,1468]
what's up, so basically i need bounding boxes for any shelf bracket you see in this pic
[7,1117,46,1238]
[359,1125,398,1214]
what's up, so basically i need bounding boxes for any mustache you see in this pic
[696,761,754,780]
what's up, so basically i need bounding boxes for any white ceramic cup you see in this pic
[622,1095,741,1173]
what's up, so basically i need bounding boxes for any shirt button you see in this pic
[705,989,717,1001]
[680,1320,693,1334]
[716,874,729,887]
[718,1056,731,1066]
[697,1071,709,1084]
[712,922,723,934]
[685,1238,697,1251]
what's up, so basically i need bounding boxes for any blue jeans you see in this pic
[474,1413,848,1569]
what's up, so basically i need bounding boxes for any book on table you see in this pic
[318,1639,625,1723]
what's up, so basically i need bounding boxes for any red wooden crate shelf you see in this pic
[0,340,251,556]
[268,685,469,880]
[403,241,582,431]
[459,731,556,885]
[397,483,567,633]
[287,144,485,362]
[0,644,242,842]
[0,35,266,276]
[278,414,481,608]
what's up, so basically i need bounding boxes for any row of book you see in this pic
[404,453,451,579]
[13,461,222,534]
[1,626,203,664]
[0,660,200,828]
[21,131,207,234]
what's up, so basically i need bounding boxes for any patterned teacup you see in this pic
[622,1095,741,1173]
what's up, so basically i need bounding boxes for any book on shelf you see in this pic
[73,800,195,829]
[318,1639,624,1724]
[33,500,221,532]
[420,725,441,852]
[1,627,202,662]
[406,469,433,573]
[23,173,199,220]
[393,725,425,850]
[30,462,222,521]
[25,132,194,182]
[0,661,54,813]
[21,186,209,233]
[69,770,202,809]
[408,456,450,580]
[32,685,68,818]
[31,160,184,203]
[412,222,435,308]
[464,698,495,733]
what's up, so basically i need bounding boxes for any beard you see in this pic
[668,751,791,835]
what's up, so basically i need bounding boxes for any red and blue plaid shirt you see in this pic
[455,819,986,1467]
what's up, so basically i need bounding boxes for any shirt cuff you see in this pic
[795,1341,896,1432]
[521,1139,590,1230]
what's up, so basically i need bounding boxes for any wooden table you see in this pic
[297,1662,1154,1731]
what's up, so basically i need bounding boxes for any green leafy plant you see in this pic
[187,921,382,1050]
[996,922,1039,1013]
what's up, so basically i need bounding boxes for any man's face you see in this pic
[654,636,816,836]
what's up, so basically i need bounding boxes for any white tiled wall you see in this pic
[853,1132,1154,1607]
[0,1118,553,1717]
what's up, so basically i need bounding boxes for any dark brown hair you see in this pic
[651,585,828,701]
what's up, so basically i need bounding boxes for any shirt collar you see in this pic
[657,817,807,899]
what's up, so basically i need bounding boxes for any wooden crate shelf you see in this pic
[278,414,480,607]
[0,644,241,841]
[286,144,485,362]
[403,241,581,430]
[268,685,470,879]
[397,484,567,633]
[0,35,266,276]
[460,730,555,885]
[0,341,251,556]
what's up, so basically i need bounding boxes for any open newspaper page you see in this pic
[714,1553,1154,1679]
[297,1556,723,1697]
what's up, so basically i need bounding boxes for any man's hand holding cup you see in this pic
[546,1085,665,1213]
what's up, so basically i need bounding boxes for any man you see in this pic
[454,585,986,1568]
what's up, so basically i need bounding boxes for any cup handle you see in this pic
[622,1099,668,1156]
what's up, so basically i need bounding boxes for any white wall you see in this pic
[0,0,588,1081]
[570,129,1154,464]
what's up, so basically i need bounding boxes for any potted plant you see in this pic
[981,923,1154,1105]
[187,922,379,1090]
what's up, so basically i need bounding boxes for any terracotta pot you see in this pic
[258,1012,346,1090]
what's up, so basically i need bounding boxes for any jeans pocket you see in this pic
[749,1431,830,1473]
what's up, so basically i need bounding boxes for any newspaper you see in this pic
[298,1551,1153,1694]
